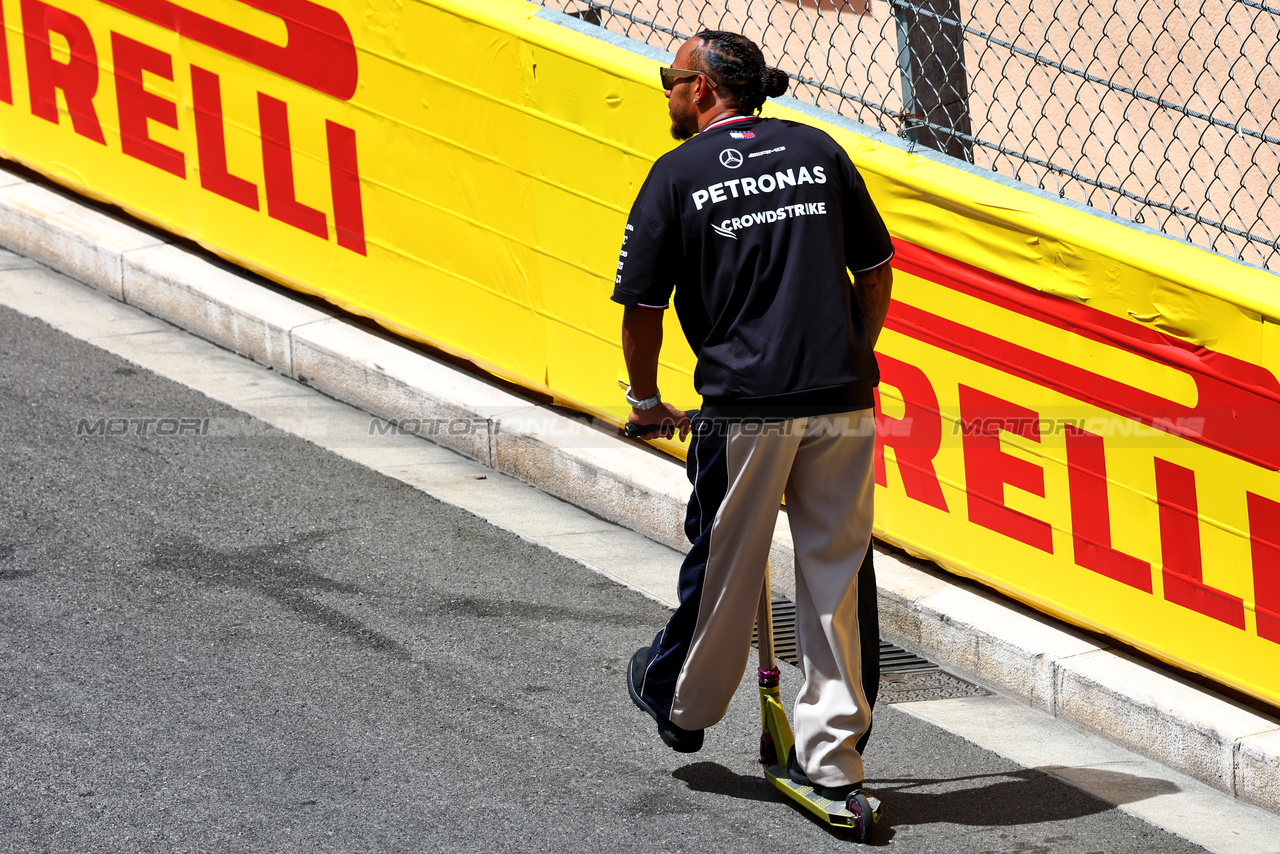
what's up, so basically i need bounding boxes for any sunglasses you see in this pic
[659,66,718,92]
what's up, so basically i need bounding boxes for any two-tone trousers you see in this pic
[635,409,878,788]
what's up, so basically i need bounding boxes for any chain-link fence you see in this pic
[539,0,1280,274]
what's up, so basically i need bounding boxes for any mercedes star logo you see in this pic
[719,148,744,169]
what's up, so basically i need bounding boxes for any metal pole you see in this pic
[893,0,973,162]
[757,563,776,674]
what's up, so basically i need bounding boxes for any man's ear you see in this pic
[695,75,712,104]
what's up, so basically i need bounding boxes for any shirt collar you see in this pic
[702,115,759,133]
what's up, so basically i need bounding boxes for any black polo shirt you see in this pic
[611,115,893,419]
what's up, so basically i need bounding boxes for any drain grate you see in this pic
[879,642,938,674]
[876,669,990,704]
[754,597,990,703]
[760,598,798,664]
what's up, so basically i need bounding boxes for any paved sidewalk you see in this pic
[1,162,1278,829]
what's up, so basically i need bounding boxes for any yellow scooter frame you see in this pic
[756,566,881,839]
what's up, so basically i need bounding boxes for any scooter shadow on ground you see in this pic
[672,761,779,803]
[864,767,1180,828]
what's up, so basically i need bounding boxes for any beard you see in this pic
[670,120,694,141]
[668,100,696,140]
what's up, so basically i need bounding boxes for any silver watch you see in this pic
[625,386,662,410]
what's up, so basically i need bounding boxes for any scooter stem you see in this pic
[757,563,777,674]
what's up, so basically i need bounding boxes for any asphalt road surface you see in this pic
[0,300,1210,853]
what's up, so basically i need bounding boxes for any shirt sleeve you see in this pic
[610,170,681,308]
[839,150,895,274]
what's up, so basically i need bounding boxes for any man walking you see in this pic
[612,30,894,802]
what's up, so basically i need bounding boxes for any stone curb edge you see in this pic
[2,167,1277,814]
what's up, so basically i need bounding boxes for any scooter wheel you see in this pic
[845,791,874,842]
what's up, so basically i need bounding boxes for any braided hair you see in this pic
[693,30,789,115]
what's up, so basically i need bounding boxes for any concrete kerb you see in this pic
[122,243,333,377]
[0,180,165,302]
[932,580,1104,714]
[2,163,1279,815]
[290,317,524,467]
[1240,730,1280,810]
[491,405,690,549]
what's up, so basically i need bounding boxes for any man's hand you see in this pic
[621,304,690,440]
[626,401,691,441]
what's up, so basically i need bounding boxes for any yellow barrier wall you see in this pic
[2,0,1278,707]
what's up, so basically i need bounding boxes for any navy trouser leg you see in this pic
[637,415,728,719]
[857,544,879,754]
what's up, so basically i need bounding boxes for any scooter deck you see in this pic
[762,766,883,828]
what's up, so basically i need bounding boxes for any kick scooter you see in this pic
[755,563,881,840]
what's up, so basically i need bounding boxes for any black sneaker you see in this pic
[627,647,704,753]
[787,746,862,801]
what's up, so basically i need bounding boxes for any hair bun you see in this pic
[761,66,790,99]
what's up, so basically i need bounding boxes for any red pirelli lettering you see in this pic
[100,0,358,100]
[325,120,365,255]
[1064,425,1152,592]
[5,5,365,259]
[22,0,104,143]
[890,241,1280,471]
[958,385,1054,553]
[875,355,948,512]
[1154,458,1246,628]
[257,91,326,240]
[111,33,184,178]
[190,65,259,209]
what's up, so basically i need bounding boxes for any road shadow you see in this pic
[672,761,777,803]
[1035,765,1182,806]
[866,766,1180,829]
[147,532,413,661]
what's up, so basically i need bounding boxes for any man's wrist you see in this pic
[625,386,663,410]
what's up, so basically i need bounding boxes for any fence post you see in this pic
[893,0,973,162]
